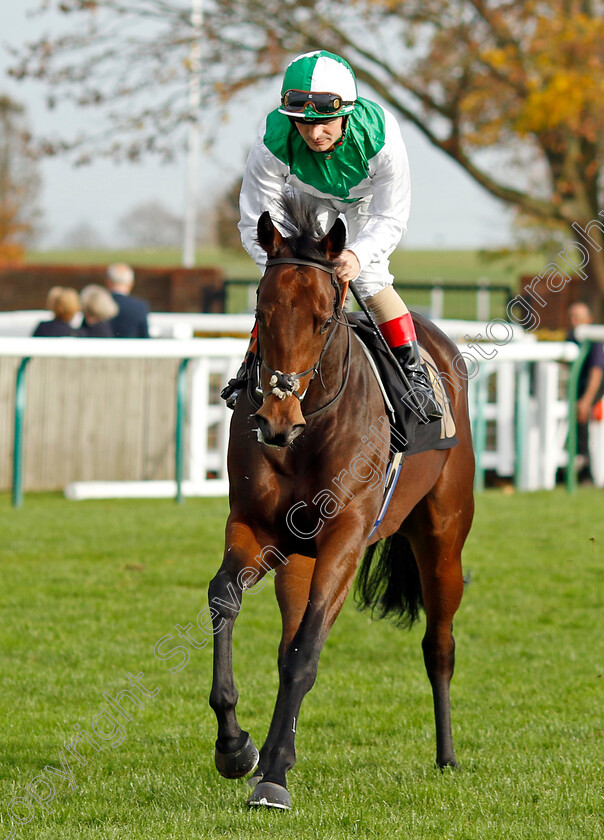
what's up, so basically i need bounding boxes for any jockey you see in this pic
[222,49,442,420]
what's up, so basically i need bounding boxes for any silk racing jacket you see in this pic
[238,98,411,274]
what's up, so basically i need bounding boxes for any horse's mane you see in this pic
[276,193,335,269]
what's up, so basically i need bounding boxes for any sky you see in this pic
[1,2,515,252]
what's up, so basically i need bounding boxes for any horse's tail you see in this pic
[354,532,423,628]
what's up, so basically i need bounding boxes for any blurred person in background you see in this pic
[32,287,80,336]
[567,300,604,485]
[105,263,150,338]
[79,285,119,337]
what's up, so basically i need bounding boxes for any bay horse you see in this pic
[208,196,475,810]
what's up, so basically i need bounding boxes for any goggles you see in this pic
[281,90,353,116]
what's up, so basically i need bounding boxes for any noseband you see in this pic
[250,257,351,419]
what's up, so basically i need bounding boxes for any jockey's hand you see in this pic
[335,250,361,284]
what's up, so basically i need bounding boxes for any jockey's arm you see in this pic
[344,110,411,274]
[239,123,288,270]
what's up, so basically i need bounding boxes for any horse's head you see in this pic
[253,200,347,448]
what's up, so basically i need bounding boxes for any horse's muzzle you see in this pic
[254,397,306,448]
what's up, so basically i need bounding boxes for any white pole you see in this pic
[182,0,203,268]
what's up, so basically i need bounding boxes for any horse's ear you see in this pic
[257,211,284,257]
[320,218,347,260]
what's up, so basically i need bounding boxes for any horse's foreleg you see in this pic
[208,521,271,779]
[250,553,315,789]
[248,521,364,809]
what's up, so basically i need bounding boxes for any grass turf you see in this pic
[25,245,543,320]
[26,245,544,287]
[0,489,602,839]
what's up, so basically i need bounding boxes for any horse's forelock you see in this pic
[277,194,335,269]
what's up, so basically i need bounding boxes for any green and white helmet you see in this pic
[279,50,357,120]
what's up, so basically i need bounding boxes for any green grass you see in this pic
[26,245,544,287]
[26,245,543,319]
[1,489,602,839]
[25,246,256,279]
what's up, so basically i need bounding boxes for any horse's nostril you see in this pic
[254,414,271,438]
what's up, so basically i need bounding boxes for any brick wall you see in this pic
[0,264,225,313]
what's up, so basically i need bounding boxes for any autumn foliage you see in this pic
[8,0,604,301]
[0,96,41,263]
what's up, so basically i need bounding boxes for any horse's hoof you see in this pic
[247,781,291,810]
[247,771,263,789]
[437,755,458,770]
[215,732,259,779]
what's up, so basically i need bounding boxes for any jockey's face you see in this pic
[294,117,344,153]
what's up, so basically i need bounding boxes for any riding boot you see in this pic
[392,340,443,421]
[365,287,443,422]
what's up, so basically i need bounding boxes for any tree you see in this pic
[116,198,216,248]
[117,200,184,247]
[9,1,604,304]
[0,95,42,261]
[215,178,244,251]
[60,221,105,249]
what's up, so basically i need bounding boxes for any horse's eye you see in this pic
[320,317,333,334]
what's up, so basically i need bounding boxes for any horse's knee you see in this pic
[208,571,243,622]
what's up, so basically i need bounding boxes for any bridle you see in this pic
[248,257,352,419]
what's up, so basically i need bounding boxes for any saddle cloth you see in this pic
[347,313,458,456]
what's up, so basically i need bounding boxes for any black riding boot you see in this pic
[220,354,255,410]
[392,341,443,421]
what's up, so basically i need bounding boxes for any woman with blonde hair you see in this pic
[32,286,80,336]
[79,285,119,337]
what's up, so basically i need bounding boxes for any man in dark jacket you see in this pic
[106,263,150,338]
[567,301,604,484]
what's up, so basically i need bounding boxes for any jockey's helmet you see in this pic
[279,50,357,120]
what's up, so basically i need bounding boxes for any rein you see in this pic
[249,257,352,419]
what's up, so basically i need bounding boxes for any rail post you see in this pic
[12,357,31,508]
[175,358,191,504]
[566,340,591,494]
[514,361,531,490]
[472,365,489,492]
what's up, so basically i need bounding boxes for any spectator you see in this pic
[32,287,80,336]
[106,263,150,338]
[79,285,119,337]
[567,301,604,485]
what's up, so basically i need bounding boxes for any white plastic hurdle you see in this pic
[0,310,255,339]
[467,342,582,491]
[0,336,247,505]
[2,320,596,502]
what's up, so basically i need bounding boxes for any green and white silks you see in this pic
[238,98,411,298]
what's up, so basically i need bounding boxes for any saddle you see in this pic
[347,313,458,456]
